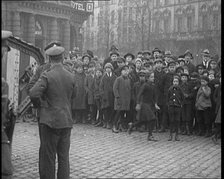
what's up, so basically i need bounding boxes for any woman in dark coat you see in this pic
[72,63,87,123]
[128,72,160,141]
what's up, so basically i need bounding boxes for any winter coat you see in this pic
[188,79,201,104]
[136,82,157,121]
[213,85,221,114]
[99,72,117,109]
[185,61,196,74]
[84,73,95,105]
[195,85,211,110]
[180,82,193,104]
[132,81,145,104]
[215,104,221,124]
[154,69,165,105]
[162,72,176,102]
[167,85,184,107]
[72,72,86,110]
[113,75,131,111]
[94,76,102,100]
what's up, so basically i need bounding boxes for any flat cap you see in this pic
[143,51,151,56]
[152,47,161,54]
[168,61,176,67]
[164,50,172,56]
[201,49,210,55]
[82,53,91,60]
[121,65,129,71]
[138,70,146,76]
[184,50,193,58]
[124,53,135,59]
[181,73,189,77]
[135,58,142,64]
[116,57,125,63]
[45,46,65,56]
[154,58,163,64]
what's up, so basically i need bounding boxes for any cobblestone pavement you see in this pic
[12,122,221,179]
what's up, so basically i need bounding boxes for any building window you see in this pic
[164,0,169,5]
[155,20,160,33]
[164,19,169,33]
[202,14,208,30]
[128,7,132,22]
[156,0,160,7]
[212,14,218,29]
[177,17,183,32]
[111,10,115,24]
[187,16,193,32]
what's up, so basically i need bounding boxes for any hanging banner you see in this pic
[70,1,94,12]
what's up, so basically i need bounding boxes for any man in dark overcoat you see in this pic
[29,45,76,179]
[99,63,117,129]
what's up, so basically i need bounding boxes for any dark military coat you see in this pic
[29,63,76,129]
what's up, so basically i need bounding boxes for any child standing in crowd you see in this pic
[94,68,104,127]
[154,58,165,131]
[195,76,212,136]
[196,64,205,77]
[72,62,87,124]
[180,73,192,135]
[84,61,97,125]
[128,72,160,141]
[160,61,177,133]
[100,63,117,129]
[112,65,131,133]
[135,58,142,73]
[167,76,184,141]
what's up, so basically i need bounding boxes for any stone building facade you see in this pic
[83,0,221,64]
[2,1,94,57]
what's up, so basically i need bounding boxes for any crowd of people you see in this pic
[52,45,221,143]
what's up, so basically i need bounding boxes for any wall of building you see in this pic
[83,0,221,63]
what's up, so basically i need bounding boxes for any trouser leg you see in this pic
[57,128,71,179]
[39,124,58,179]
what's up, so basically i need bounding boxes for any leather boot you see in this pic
[119,123,126,132]
[112,125,119,133]
[175,133,180,141]
[127,123,133,135]
[102,122,107,128]
[168,133,173,141]
[95,121,103,127]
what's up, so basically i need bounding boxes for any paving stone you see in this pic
[11,123,221,179]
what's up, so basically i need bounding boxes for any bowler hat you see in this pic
[152,48,161,54]
[87,50,94,58]
[168,61,176,67]
[124,53,135,60]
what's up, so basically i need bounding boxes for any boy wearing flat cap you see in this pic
[29,43,76,179]
[195,76,212,137]
[167,75,184,141]
[159,61,177,133]
[124,53,135,65]
[112,65,131,133]
[99,63,117,129]
[183,50,196,74]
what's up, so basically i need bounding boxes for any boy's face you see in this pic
[144,54,150,59]
[117,61,125,68]
[184,55,191,63]
[198,68,204,75]
[96,70,102,77]
[105,67,112,73]
[83,57,90,64]
[173,78,179,86]
[139,76,145,82]
[148,73,155,82]
[136,61,142,69]
[168,65,176,72]
[181,76,188,83]
[163,68,169,73]
[155,61,163,69]
[203,72,208,77]
[88,66,95,73]
[111,54,118,61]
[208,74,215,81]
[153,52,160,58]
[180,61,185,66]
[121,68,129,76]
[77,67,83,73]
[183,69,189,75]
[201,79,208,86]
[125,56,132,63]
[210,62,217,69]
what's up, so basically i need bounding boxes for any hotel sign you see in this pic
[71,1,94,12]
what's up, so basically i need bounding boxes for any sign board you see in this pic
[70,1,94,12]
